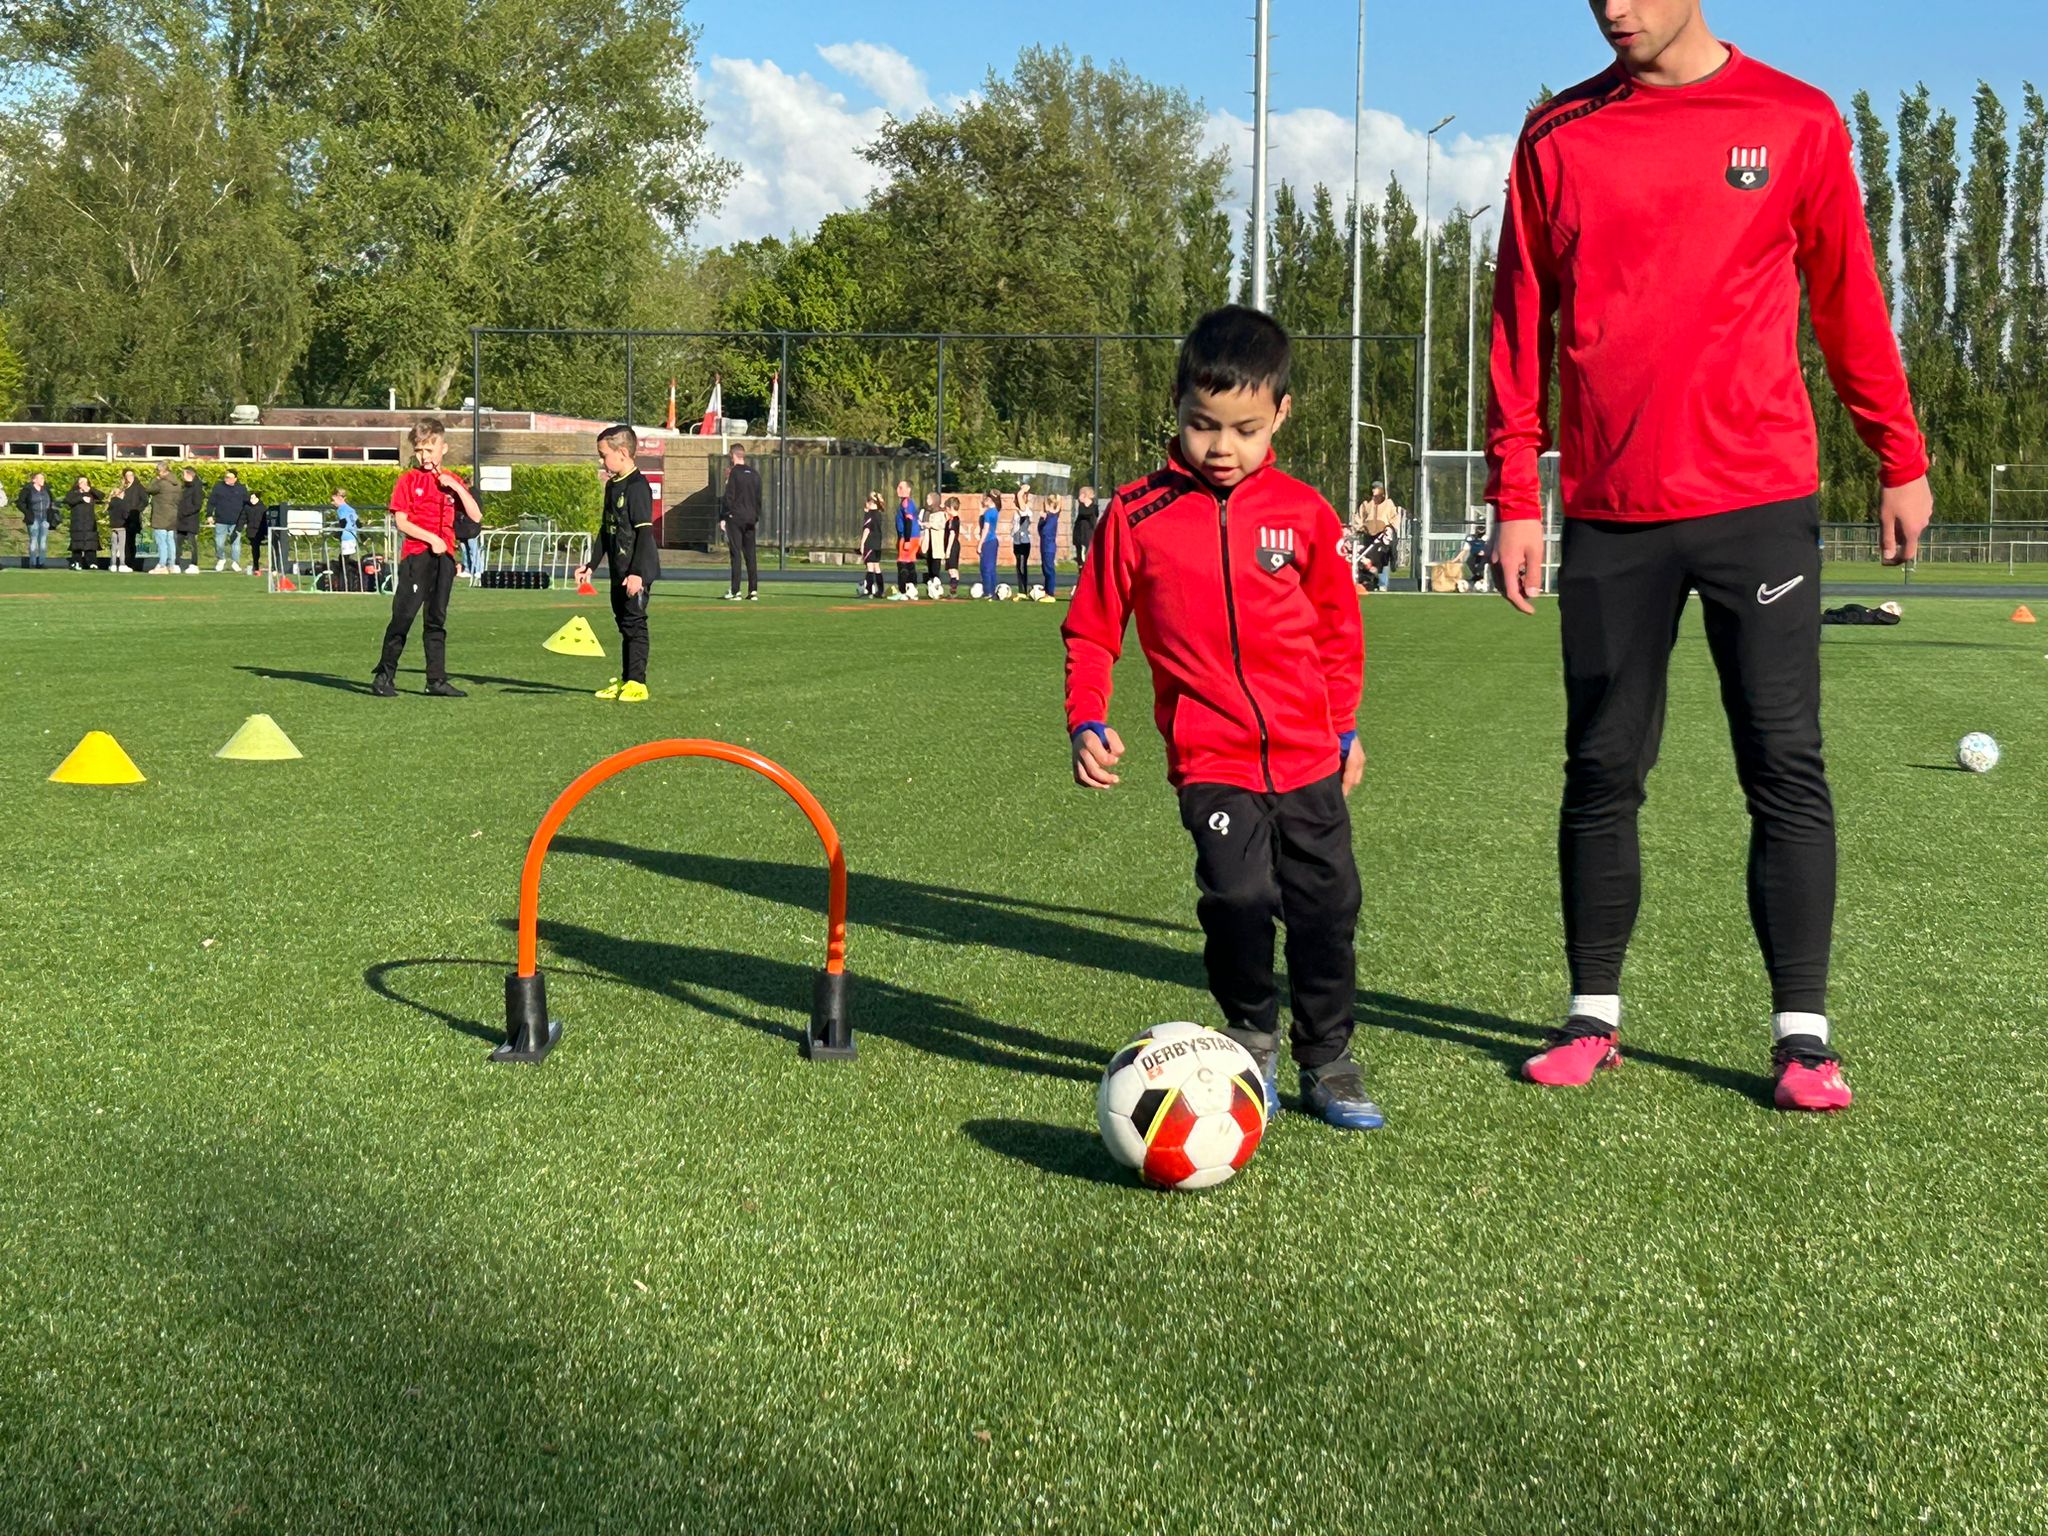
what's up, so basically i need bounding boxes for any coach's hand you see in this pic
[574,564,591,583]
[1072,724,1124,790]
[623,573,644,597]
[1879,475,1934,565]
[1490,519,1544,615]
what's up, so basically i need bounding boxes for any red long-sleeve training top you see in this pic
[1061,446,1363,795]
[1486,46,1928,523]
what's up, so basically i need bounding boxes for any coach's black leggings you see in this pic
[1557,498,1833,1014]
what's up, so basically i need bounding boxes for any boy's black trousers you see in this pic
[1177,773,1360,1070]
[1556,497,1833,1014]
[611,579,651,683]
[376,551,457,683]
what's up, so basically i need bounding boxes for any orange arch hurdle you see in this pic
[494,738,853,1064]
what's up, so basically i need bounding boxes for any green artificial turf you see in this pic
[2,573,2045,1533]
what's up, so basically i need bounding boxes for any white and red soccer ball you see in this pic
[1096,1022,1267,1190]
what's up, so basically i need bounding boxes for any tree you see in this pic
[0,46,306,414]
[1851,92,1895,306]
[0,314,23,416]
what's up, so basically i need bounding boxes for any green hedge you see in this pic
[0,458,603,545]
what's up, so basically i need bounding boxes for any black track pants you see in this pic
[611,580,651,683]
[377,551,457,684]
[1178,774,1362,1069]
[1557,497,1834,1013]
[728,522,757,595]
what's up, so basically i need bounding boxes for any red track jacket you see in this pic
[1062,446,1363,794]
[1486,47,1927,523]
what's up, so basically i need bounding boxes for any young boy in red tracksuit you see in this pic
[1063,306,1381,1131]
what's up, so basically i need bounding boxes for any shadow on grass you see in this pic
[539,843,1769,1102]
[468,918,1106,1083]
[240,664,589,697]
[363,955,621,1046]
[1906,762,1970,773]
[960,1119,1133,1188]
[551,840,1200,986]
[240,664,376,695]
[1356,990,1775,1106]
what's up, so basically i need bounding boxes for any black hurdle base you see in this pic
[803,969,855,1061]
[493,970,562,1064]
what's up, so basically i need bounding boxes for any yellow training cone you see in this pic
[544,616,606,657]
[49,730,146,786]
[216,714,303,762]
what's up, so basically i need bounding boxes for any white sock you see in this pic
[1772,1011,1829,1044]
[1568,993,1621,1030]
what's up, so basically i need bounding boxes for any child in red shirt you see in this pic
[1062,306,1381,1130]
[372,417,480,697]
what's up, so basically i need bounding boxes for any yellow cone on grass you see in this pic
[544,616,606,657]
[216,714,303,762]
[49,730,146,786]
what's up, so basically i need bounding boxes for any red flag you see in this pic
[699,378,722,436]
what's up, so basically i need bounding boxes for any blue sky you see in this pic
[689,0,2045,246]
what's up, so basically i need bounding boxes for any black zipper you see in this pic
[1215,491,1274,792]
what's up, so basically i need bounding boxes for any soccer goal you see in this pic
[1418,450,1561,593]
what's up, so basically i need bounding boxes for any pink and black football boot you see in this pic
[1772,1035,1852,1112]
[1521,1020,1622,1087]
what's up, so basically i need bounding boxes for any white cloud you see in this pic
[696,56,895,246]
[1204,106,1515,243]
[694,40,1515,254]
[815,41,931,116]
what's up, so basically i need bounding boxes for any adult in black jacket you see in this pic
[17,472,57,568]
[718,443,762,600]
[175,467,205,571]
[207,470,250,570]
[107,468,146,571]
[64,477,102,569]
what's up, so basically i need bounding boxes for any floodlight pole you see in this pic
[1251,0,1271,310]
[1464,202,1491,522]
[1345,0,1368,519]
[935,334,947,501]
[1419,113,1454,536]
[469,328,482,477]
[624,334,636,427]
[778,331,790,572]
[1091,338,1104,494]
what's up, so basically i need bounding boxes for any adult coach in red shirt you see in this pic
[1486,0,1933,1111]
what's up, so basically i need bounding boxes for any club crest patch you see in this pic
[1256,526,1298,574]
[1727,146,1770,191]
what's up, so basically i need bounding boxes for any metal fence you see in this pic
[266,514,395,594]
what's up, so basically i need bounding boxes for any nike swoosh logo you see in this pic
[1757,576,1806,605]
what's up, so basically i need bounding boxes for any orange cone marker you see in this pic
[2014,605,2037,624]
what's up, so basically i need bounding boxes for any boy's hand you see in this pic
[429,536,449,556]
[1072,723,1124,789]
[1490,519,1544,614]
[1340,736,1365,797]
[623,573,644,597]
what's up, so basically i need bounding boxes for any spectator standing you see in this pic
[19,471,55,569]
[209,469,250,571]
[719,443,761,600]
[175,466,205,571]
[1038,492,1063,598]
[147,464,179,572]
[1071,485,1100,568]
[1011,491,1036,592]
[64,476,102,570]
[106,468,144,572]
[334,489,362,590]
[243,491,269,576]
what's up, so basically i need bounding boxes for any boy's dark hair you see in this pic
[943,496,959,510]
[598,423,638,455]
[1173,305,1293,405]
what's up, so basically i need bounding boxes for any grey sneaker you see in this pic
[1300,1057,1386,1131]
[1225,1028,1281,1119]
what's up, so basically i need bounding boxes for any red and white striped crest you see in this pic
[1729,146,1770,170]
